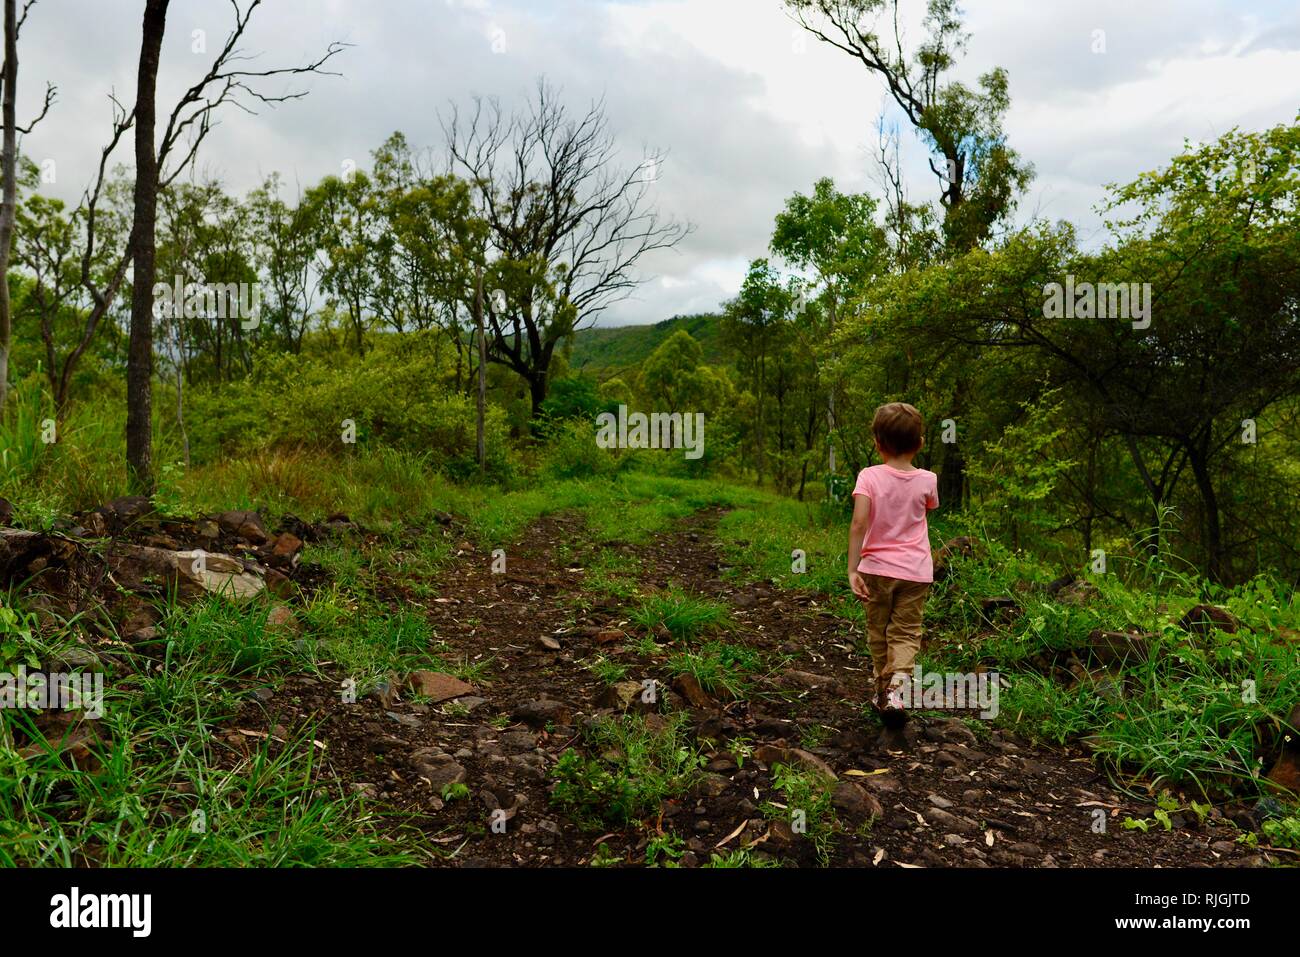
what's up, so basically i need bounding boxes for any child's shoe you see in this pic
[879,674,908,729]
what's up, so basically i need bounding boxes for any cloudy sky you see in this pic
[15,0,1300,326]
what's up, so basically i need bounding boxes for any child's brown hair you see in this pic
[872,402,925,456]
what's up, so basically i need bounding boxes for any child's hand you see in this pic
[848,570,870,600]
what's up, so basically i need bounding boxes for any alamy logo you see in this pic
[0,666,104,719]
[898,667,1000,719]
[595,404,705,460]
[152,274,262,330]
[49,887,151,937]
[1042,275,1151,330]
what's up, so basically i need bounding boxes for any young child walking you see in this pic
[847,402,939,728]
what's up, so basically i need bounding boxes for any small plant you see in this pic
[582,654,628,686]
[645,832,686,867]
[762,762,838,866]
[550,713,705,828]
[1261,814,1300,849]
[440,782,471,802]
[631,588,730,641]
[665,640,762,700]
[703,848,780,868]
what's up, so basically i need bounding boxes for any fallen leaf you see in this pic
[715,820,749,849]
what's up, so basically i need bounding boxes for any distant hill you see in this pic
[567,313,726,377]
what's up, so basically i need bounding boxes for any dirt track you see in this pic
[218,506,1286,867]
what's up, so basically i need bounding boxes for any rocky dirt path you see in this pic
[234,507,1276,867]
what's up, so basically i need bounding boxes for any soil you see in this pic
[218,507,1283,868]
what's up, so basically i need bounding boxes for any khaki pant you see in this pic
[860,574,930,695]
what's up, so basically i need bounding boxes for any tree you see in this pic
[445,79,690,417]
[123,0,345,492]
[858,120,1300,580]
[722,260,793,487]
[770,177,887,490]
[788,0,1034,507]
[0,0,54,413]
[124,0,167,492]
[247,174,317,353]
[787,0,1032,254]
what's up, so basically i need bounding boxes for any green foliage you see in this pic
[549,713,705,828]
[762,762,838,866]
[631,588,731,641]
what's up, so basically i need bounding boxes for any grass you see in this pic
[549,712,705,828]
[630,587,731,641]
[0,589,432,867]
[711,487,1300,800]
[664,640,765,700]
[5,386,1299,861]
[761,762,839,866]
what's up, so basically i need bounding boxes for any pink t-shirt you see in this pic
[852,464,939,582]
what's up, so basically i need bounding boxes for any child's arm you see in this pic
[847,492,871,599]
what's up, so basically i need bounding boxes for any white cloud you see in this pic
[11,0,1300,328]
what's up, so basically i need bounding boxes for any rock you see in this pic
[932,537,979,581]
[832,781,883,820]
[595,628,624,645]
[1177,604,1239,637]
[1085,629,1152,666]
[111,545,264,600]
[406,670,475,703]
[753,744,837,780]
[264,605,300,636]
[1265,748,1300,795]
[696,774,731,798]
[409,749,466,790]
[782,669,836,692]
[927,793,955,809]
[385,711,423,729]
[95,496,154,532]
[1210,840,1237,855]
[215,510,269,544]
[512,698,572,728]
[269,532,304,565]
[451,695,488,712]
[538,636,562,651]
[1056,579,1099,605]
[596,680,653,713]
[672,673,713,709]
[924,807,979,835]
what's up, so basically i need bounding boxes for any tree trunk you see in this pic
[528,369,547,420]
[125,0,168,494]
[0,0,19,415]
[1188,443,1223,582]
[474,265,486,471]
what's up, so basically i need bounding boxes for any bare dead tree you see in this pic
[0,0,55,412]
[124,0,346,492]
[443,79,691,417]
